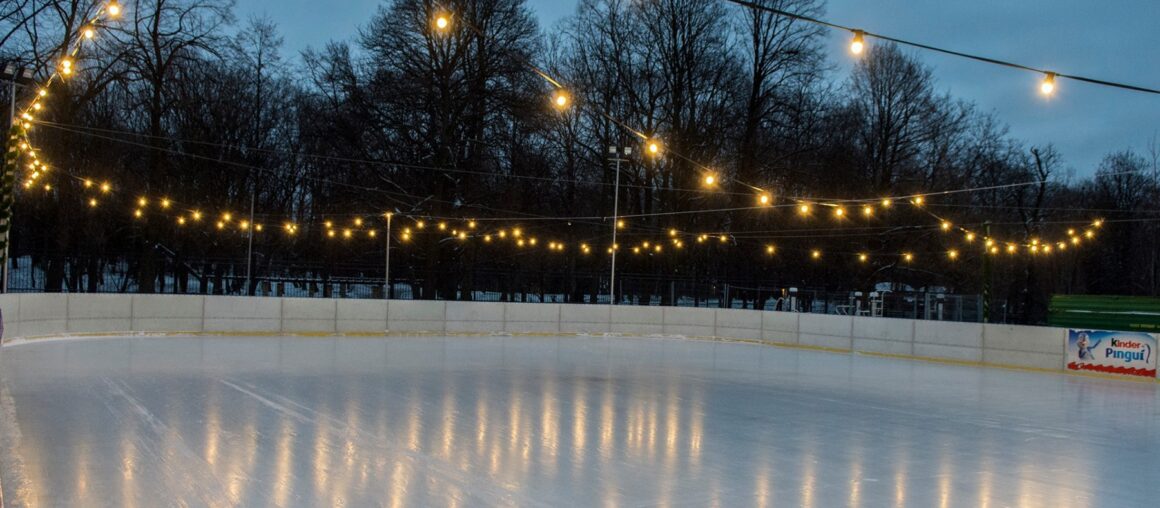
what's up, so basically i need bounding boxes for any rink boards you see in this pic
[0,293,1112,378]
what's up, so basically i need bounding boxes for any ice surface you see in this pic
[1,335,1158,507]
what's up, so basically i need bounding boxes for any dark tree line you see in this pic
[3,0,1158,323]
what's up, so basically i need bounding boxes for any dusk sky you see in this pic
[243,0,1160,177]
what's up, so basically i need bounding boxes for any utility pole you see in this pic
[608,145,631,305]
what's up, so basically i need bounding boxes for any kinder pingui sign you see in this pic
[1067,330,1157,378]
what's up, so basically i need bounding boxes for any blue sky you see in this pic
[241,0,1160,177]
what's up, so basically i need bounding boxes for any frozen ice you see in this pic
[2,335,1159,506]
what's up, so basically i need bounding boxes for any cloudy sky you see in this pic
[243,0,1160,177]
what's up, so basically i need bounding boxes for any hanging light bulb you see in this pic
[1040,72,1056,96]
[862,205,873,217]
[646,138,662,156]
[798,203,811,216]
[765,245,776,255]
[811,250,822,260]
[107,2,122,17]
[83,26,96,39]
[850,30,866,55]
[858,253,868,263]
[903,253,914,263]
[948,250,959,260]
[703,174,717,187]
[552,90,570,109]
[758,193,772,206]
[941,221,952,231]
[434,13,451,31]
[833,207,845,218]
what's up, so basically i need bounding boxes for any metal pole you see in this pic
[2,79,15,294]
[610,152,621,305]
[982,221,992,323]
[385,213,392,299]
[244,185,255,295]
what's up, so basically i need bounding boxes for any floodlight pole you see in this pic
[609,146,630,305]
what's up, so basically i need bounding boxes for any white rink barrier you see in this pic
[0,293,1083,375]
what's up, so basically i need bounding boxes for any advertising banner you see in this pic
[1067,329,1157,378]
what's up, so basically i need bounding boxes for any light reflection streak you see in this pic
[571,376,588,473]
[273,418,295,507]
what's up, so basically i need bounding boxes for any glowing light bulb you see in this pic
[177,217,186,226]
[616,220,625,229]
[858,253,868,263]
[468,220,477,229]
[903,253,914,263]
[948,250,959,260]
[88,198,97,207]
[416,220,425,229]
[192,211,202,221]
[941,221,951,231]
[354,218,363,227]
[703,174,716,187]
[758,193,772,206]
[811,250,822,260]
[435,15,450,30]
[138,197,147,207]
[850,30,865,55]
[766,245,776,255]
[647,139,661,156]
[966,232,976,242]
[669,228,678,237]
[100,182,111,193]
[834,207,845,218]
[552,90,570,109]
[1040,72,1056,96]
[84,27,95,39]
[862,205,873,217]
[107,2,121,17]
[799,204,811,215]
[912,196,925,206]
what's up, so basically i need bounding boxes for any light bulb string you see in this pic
[723,0,1160,95]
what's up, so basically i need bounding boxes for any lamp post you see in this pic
[2,62,36,294]
[608,145,631,305]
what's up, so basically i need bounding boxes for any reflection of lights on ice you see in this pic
[0,335,1154,506]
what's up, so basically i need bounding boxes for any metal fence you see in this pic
[5,256,991,323]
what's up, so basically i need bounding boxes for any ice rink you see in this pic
[2,334,1158,507]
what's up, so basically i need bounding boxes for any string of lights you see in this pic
[724,0,1160,96]
[5,1,1117,273]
